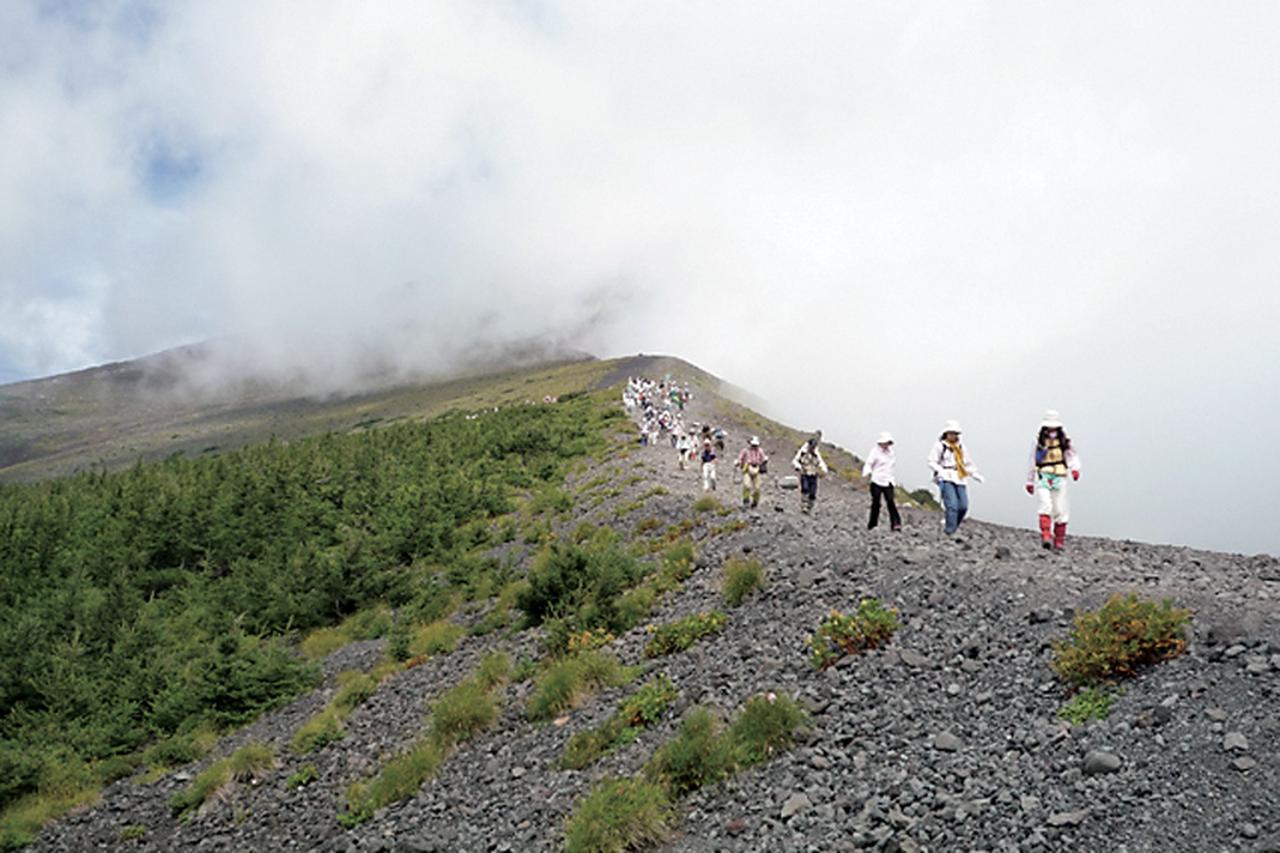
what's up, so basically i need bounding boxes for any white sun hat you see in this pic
[877,431,894,444]
[750,436,760,446]
[1040,410,1064,428]
[942,420,962,434]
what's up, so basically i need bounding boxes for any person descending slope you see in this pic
[792,431,829,514]
[676,430,692,471]
[700,434,718,492]
[928,420,984,536]
[736,436,769,508]
[1025,410,1081,550]
[862,432,901,531]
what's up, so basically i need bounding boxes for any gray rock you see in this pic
[1232,757,1258,771]
[782,792,812,819]
[1083,750,1122,775]
[933,731,962,752]
[1047,810,1088,827]
[899,649,931,669]
[1223,732,1249,752]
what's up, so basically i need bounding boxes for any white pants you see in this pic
[1036,479,1070,523]
[701,461,717,491]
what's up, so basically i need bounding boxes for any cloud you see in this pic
[1,1,1278,553]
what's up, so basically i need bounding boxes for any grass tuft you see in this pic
[170,742,276,820]
[722,557,765,607]
[527,652,638,721]
[643,612,728,658]
[563,777,674,853]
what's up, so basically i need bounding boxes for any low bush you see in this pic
[300,607,394,660]
[406,620,465,659]
[692,496,720,514]
[1050,594,1192,687]
[725,692,807,766]
[563,777,674,853]
[527,651,637,720]
[290,708,345,755]
[285,765,318,790]
[644,707,733,797]
[808,598,899,669]
[634,517,663,534]
[722,557,765,607]
[342,741,444,827]
[170,742,276,819]
[1057,687,1115,725]
[561,676,679,770]
[119,824,147,841]
[429,682,498,748]
[644,612,728,658]
[142,726,218,773]
[517,538,649,650]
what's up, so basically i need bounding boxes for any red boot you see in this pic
[1039,514,1052,549]
[1053,522,1067,550]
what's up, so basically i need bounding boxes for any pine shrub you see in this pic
[808,598,899,669]
[1050,594,1192,686]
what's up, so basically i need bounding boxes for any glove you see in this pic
[1072,470,1080,481]
[1025,483,1035,495]
[971,473,985,484]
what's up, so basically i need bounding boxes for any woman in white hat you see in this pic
[928,420,983,535]
[862,432,901,531]
[736,436,769,508]
[1025,410,1080,550]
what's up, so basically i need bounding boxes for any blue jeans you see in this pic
[939,481,968,534]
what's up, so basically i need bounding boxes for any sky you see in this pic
[1,1,1278,556]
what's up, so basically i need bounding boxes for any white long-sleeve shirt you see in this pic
[928,441,980,485]
[862,445,896,487]
[792,443,828,476]
[1026,444,1080,485]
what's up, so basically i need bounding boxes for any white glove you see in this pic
[971,473,985,484]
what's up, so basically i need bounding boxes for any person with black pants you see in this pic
[862,431,901,531]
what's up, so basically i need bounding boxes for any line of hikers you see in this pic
[624,378,1080,549]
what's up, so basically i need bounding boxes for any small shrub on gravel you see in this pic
[808,598,899,669]
[1050,594,1192,686]
[561,676,679,770]
[119,824,147,841]
[722,557,765,606]
[290,708,345,755]
[300,607,393,660]
[342,742,444,827]
[170,742,275,819]
[429,681,498,747]
[563,777,674,853]
[406,620,465,659]
[473,651,512,692]
[644,612,729,658]
[635,517,663,534]
[644,707,734,797]
[527,651,638,720]
[692,496,720,514]
[517,538,649,648]
[726,692,807,765]
[285,765,318,790]
[1057,687,1115,724]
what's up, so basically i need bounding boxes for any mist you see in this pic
[1,1,1277,555]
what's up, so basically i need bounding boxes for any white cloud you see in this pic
[0,1,1278,553]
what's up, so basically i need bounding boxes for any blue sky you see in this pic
[1,1,1278,555]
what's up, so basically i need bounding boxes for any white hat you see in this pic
[749,436,760,446]
[1040,410,1063,429]
[877,431,894,444]
[942,420,962,434]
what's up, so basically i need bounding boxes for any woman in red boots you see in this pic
[1025,410,1080,550]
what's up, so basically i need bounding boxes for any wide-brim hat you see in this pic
[1040,409,1063,429]
[877,431,894,444]
[942,420,962,434]
[749,436,760,446]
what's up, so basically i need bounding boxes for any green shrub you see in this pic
[516,539,649,648]
[342,741,444,826]
[808,598,899,669]
[119,824,147,841]
[644,612,728,658]
[0,752,98,850]
[285,765,318,790]
[634,517,663,534]
[644,707,733,797]
[563,777,674,853]
[407,620,465,659]
[473,651,512,692]
[332,671,380,716]
[1050,594,1192,687]
[143,726,219,773]
[94,755,141,785]
[170,743,275,819]
[692,496,720,514]
[300,607,393,660]
[290,708,345,756]
[527,652,637,720]
[561,676,678,770]
[1057,687,1115,724]
[722,557,765,607]
[725,693,807,766]
[430,682,498,748]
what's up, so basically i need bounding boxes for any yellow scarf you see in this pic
[946,440,968,479]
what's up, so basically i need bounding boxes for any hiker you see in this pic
[713,427,726,455]
[736,436,768,508]
[791,431,828,514]
[700,436,718,492]
[928,420,984,535]
[862,431,901,531]
[676,430,692,471]
[1025,410,1080,550]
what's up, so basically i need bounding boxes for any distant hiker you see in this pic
[1026,410,1080,551]
[676,431,692,471]
[700,437,718,492]
[736,436,769,508]
[928,420,984,536]
[792,431,829,514]
[862,431,901,531]
[713,427,727,454]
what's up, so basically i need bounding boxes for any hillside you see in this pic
[5,354,1279,852]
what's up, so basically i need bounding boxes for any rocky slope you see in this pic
[30,373,1280,852]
